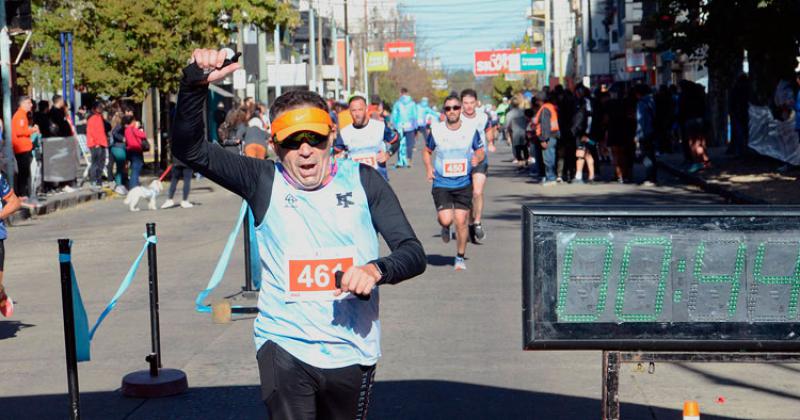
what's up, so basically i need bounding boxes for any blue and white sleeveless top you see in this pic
[253,159,381,368]
[335,119,392,168]
[426,121,483,189]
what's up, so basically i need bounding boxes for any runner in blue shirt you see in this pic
[173,48,426,419]
[334,94,398,181]
[0,171,21,317]
[423,94,485,271]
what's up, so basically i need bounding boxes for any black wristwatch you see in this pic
[372,259,388,285]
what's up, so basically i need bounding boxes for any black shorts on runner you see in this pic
[257,341,376,420]
[472,160,488,175]
[0,240,5,271]
[432,185,473,211]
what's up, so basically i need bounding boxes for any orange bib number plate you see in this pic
[286,248,355,301]
[443,159,468,177]
[351,153,378,168]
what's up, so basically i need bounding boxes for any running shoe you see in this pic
[180,200,194,208]
[474,223,486,241]
[454,256,467,271]
[160,199,175,209]
[0,293,13,318]
[441,226,451,244]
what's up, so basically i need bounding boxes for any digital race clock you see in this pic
[522,206,800,351]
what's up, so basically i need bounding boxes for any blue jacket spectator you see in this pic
[392,91,418,132]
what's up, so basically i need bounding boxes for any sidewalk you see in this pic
[657,146,799,204]
[7,173,162,225]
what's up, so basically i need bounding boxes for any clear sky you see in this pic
[399,0,532,71]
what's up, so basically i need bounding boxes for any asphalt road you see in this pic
[1,142,799,419]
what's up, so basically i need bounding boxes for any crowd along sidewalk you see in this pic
[657,146,800,205]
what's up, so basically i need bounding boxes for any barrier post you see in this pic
[121,223,188,398]
[58,239,81,420]
[242,210,254,293]
[146,222,162,369]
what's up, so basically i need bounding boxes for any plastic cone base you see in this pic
[683,400,700,420]
[122,368,188,398]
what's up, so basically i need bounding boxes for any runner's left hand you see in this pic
[377,151,388,164]
[334,264,381,298]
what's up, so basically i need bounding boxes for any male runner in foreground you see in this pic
[172,49,426,419]
[335,94,398,181]
[423,94,485,271]
[459,89,493,244]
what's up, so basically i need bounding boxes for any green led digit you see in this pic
[753,241,800,319]
[614,236,672,322]
[691,240,746,318]
[556,237,613,322]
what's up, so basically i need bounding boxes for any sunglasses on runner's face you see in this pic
[278,131,329,150]
[443,105,462,112]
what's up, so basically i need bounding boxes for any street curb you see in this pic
[7,189,109,225]
[657,160,768,204]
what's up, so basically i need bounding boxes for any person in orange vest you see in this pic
[533,92,560,185]
[11,96,40,198]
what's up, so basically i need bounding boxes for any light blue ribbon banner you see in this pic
[195,201,248,313]
[59,234,156,362]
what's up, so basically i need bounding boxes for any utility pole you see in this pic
[332,15,340,100]
[309,7,317,93]
[344,0,350,94]
[317,2,324,94]
[236,22,246,100]
[0,0,14,186]
[363,0,368,93]
[257,27,268,103]
[274,25,282,97]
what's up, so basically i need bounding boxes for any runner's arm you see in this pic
[360,165,426,285]
[172,63,273,220]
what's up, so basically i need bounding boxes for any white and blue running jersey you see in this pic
[426,121,483,189]
[334,119,397,179]
[253,159,382,368]
[461,110,492,146]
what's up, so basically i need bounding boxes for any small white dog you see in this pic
[124,180,163,211]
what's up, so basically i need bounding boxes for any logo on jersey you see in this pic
[285,193,298,208]
[336,192,354,208]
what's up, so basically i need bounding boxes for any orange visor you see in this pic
[271,107,333,142]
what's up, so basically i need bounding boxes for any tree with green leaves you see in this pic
[652,0,800,146]
[19,0,298,100]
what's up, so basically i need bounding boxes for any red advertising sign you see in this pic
[474,49,530,76]
[385,41,415,58]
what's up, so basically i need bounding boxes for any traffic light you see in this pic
[6,0,31,32]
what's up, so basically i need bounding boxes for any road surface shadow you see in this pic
[0,381,743,419]
[0,320,35,340]
[675,363,800,402]
[427,254,456,267]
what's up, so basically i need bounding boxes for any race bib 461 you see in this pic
[285,247,355,302]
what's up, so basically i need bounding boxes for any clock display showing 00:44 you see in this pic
[555,232,800,324]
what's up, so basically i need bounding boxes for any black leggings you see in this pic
[257,341,376,420]
[513,144,530,162]
[168,166,192,201]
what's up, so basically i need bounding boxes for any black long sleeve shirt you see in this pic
[171,64,426,285]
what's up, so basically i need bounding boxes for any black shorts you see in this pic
[432,185,473,211]
[0,240,4,271]
[257,341,376,420]
[472,160,488,175]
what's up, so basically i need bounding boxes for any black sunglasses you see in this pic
[278,132,329,150]
[443,105,462,112]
